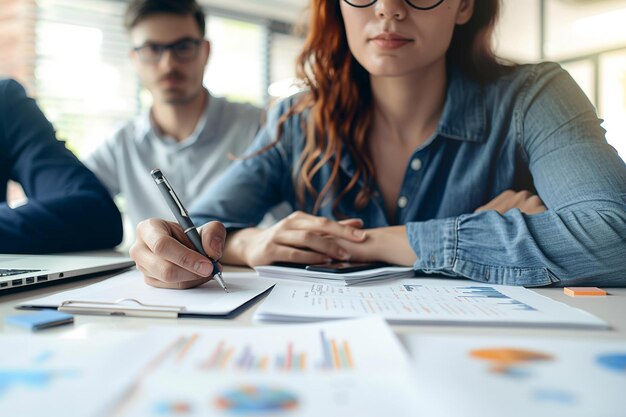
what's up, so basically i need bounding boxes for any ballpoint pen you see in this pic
[150,168,229,293]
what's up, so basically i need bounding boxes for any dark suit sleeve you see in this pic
[0,79,123,253]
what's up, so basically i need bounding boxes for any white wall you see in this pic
[200,0,308,23]
[495,0,542,62]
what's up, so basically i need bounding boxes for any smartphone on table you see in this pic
[272,261,389,273]
[305,262,389,273]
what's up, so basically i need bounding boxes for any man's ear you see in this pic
[456,0,474,25]
[129,50,140,69]
[202,39,211,65]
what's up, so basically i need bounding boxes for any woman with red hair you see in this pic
[130,0,626,289]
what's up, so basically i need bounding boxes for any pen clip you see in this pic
[161,175,189,219]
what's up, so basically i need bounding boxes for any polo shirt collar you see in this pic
[135,89,215,147]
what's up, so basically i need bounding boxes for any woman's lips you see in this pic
[370,33,413,50]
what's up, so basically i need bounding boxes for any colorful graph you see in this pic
[214,385,298,413]
[0,369,77,396]
[596,353,626,373]
[470,348,553,376]
[402,285,537,313]
[153,401,193,415]
[456,287,537,311]
[198,331,354,372]
[316,331,354,370]
[533,388,577,405]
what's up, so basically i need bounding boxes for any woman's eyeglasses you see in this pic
[343,0,445,11]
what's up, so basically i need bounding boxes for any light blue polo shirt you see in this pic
[84,91,262,228]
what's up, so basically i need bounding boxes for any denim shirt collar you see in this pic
[437,64,487,143]
[339,64,486,178]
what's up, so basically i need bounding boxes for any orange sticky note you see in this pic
[564,287,607,297]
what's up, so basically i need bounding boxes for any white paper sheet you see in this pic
[0,332,153,417]
[253,278,608,328]
[403,334,626,417]
[117,372,420,417]
[255,264,414,285]
[102,317,421,417]
[18,269,275,317]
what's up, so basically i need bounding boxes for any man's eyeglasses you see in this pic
[343,0,445,11]
[133,38,202,63]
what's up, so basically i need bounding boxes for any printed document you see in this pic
[253,278,608,328]
[404,334,626,417]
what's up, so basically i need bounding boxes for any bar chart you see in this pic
[165,330,355,372]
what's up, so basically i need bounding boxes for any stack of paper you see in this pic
[253,278,609,329]
[255,264,414,285]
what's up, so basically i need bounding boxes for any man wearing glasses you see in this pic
[84,0,263,233]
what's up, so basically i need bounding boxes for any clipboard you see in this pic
[17,269,275,319]
[58,299,183,318]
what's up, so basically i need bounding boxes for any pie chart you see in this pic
[470,348,553,375]
[596,353,626,373]
[214,385,298,413]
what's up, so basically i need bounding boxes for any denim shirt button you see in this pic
[410,158,422,171]
[398,196,408,208]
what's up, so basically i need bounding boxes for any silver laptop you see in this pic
[0,254,135,291]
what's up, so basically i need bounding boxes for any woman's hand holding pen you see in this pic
[221,211,367,267]
[130,218,226,289]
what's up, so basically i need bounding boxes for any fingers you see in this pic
[132,237,215,285]
[143,274,211,290]
[274,230,351,261]
[251,244,331,267]
[475,190,547,215]
[475,190,515,213]
[521,195,547,214]
[285,212,366,242]
[131,218,219,287]
[338,218,364,228]
[141,220,216,276]
[199,221,227,260]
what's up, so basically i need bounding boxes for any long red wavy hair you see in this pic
[269,0,508,215]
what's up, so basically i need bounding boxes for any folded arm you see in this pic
[403,65,626,287]
[0,79,123,253]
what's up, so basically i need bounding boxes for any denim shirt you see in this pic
[190,63,626,287]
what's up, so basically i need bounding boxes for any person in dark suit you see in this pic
[0,78,123,253]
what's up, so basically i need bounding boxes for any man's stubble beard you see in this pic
[159,86,203,106]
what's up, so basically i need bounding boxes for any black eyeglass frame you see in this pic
[132,38,203,63]
[343,0,445,11]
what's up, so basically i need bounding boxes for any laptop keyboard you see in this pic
[0,269,42,277]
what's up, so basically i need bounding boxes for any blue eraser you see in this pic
[5,310,74,331]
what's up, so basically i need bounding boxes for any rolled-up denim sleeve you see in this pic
[189,99,295,229]
[407,64,626,287]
